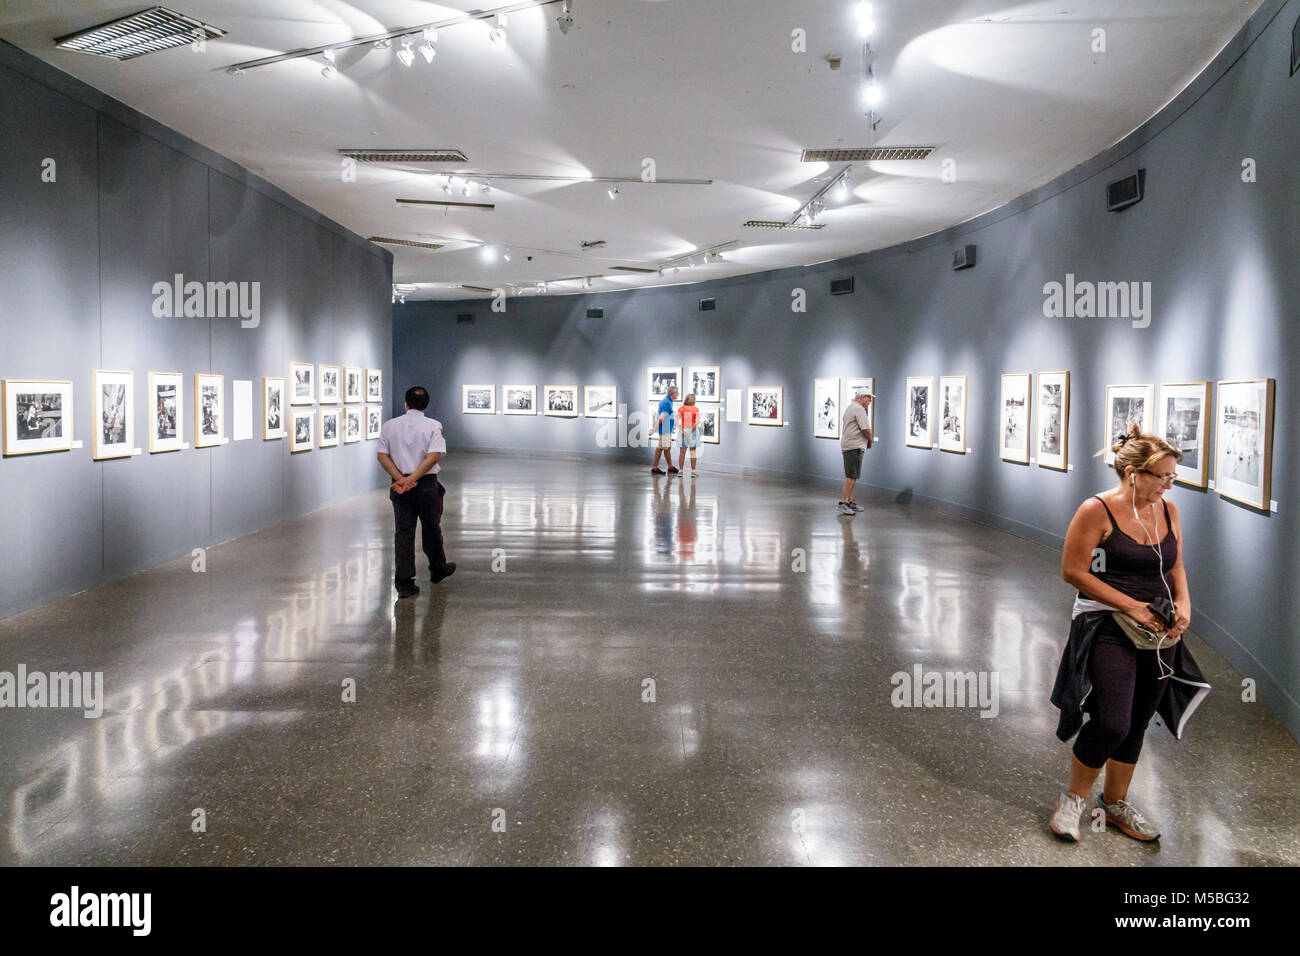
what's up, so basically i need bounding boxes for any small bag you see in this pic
[1112,597,1179,650]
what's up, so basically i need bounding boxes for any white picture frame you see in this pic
[365,368,382,403]
[647,366,682,403]
[698,405,720,444]
[999,373,1031,463]
[148,371,184,454]
[544,385,579,418]
[813,377,840,439]
[1214,378,1274,510]
[747,386,783,426]
[1104,384,1154,464]
[319,406,340,447]
[290,362,314,406]
[584,385,618,419]
[344,406,363,444]
[291,409,314,452]
[462,384,496,415]
[91,369,134,460]
[686,365,721,403]
[263,376,285,440]
[1159,381,1211,488]
[365,405,382,440]
[3,379,74,456]
[1036,371,1070,471]
[344,366,364,404]
[905,376,933,449]
[503,385,537,415]
[194,373,225,449]
[938,375,966,454]
[318,364,340,404]
[843,378,875,434]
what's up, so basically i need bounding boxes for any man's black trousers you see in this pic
[390,475,451,584]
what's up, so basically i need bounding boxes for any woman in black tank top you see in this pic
[1048,425,1193,844]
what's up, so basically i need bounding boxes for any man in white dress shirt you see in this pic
[377,386,456,598]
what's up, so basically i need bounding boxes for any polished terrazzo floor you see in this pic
[2,453,1297,866]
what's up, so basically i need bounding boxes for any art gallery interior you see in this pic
[0,1,1297,870]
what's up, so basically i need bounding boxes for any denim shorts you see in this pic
[680,427,699,449]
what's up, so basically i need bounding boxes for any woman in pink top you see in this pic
[677,394,701,476]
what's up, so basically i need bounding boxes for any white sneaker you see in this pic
[1050,791,1087,841]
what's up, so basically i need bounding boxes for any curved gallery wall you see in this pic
[0,41,394,618]
[395,0,1300,739]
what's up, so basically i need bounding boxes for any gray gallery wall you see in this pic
[0,40,393,618]
[395,0,1300,738]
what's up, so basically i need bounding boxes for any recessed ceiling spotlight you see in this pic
[482,245,497,263]
[396,41,415,67]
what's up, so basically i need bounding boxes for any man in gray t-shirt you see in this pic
[838,390,874,516]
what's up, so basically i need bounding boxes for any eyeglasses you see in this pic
[1141,470,1177,484]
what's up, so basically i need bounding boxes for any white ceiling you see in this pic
[1,0,1264,299]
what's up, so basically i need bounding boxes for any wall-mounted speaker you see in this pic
[830,277,855,295]
[952,245,976,270]
[456,313,474,324]
[586,308,605,319]
[1106,169,1146,212]
[699,297,716,312]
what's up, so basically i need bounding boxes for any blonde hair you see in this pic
[684,393,696,405]
[1095,422,1182,478]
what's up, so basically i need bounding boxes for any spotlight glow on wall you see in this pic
[855,2,876,39]
[863,81,884,108]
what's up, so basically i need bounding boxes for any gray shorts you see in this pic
[843,448,864,479]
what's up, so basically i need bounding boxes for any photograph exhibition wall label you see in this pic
[698,405,720,444]
[366,368,382,403]
[1215,378,1274,510]
[3,379,73,456]
[747,386,783,426]
[843,378,875,434]
[544,385,579,418]
[905,376,932,449]
[290,362,314,406]
[194,374,225,449]
[939,375,966,454]
[319,364,340,404]
[344,406,363,444]
[1036,371,1070,471]
[1000,373,1031,463]
[263,377,285,440]
[148,372,183,454]
[462,384,496,415]
[92,369,134,460]
[366,405,382,440]
[687,366,721,403]
[291,409,314,452]
[1104,384,1154,464]
[1159,381,1211,488]
[584,386,618,419]
[503,385,537,415]
[345,367,363,404]
[648,366,682,403]
[813,377,840,439]
[319,407,340,448]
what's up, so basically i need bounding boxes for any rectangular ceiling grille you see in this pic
[396,199,494,210]
[743,220,825,230]
[610,266,657,273]
[340,149,469,164]
[801,147,936,162]
[55,7,226,60]
[368,237,445,250]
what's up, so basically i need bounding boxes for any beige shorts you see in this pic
[657,432,673,449]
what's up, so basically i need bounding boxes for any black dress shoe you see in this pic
[431,562,457,584]
[396,583,420,598]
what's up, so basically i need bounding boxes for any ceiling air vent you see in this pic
[743,220,825,230]
[396,199,494,211]
[699,297,717,312]
[830,277,855,295]
[586,308,605,319]
[368,237,444,250]
[55,6,226,59]
[340,149,469,164]
[610,266,656,274]
[456,313,475,324]
[800,147,936,162]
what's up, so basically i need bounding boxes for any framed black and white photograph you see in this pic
[1036,371,1070,471]
[3,379,73,456]
[747,385,783,426]
[1215,378,1274,510]
[687,365,720,402]
[905,376,932,449]
[92,369,133,460]
[1000,373,1031,463]
[148,371,183,454]
[584,385,618,419]
[843,377,875,434]
[290,362,314,406]
[544,385,579,418]
[344,366,363,404]
[366,405,382,440]
[194,373,224,449]
[1104,383,1154,464]
[263,377,285,440]
[319,364,340,404]
[647,366,682,402]
[291,409,314,452]
[462,384,496,415]
[319,407,340,447]
[1159,381,1210,487]
[699,405,720,444]
[344,406,363,444]
[366,368,382,403]
[939,375,966,454]
[813,377,840,439]
[504,385,537,415]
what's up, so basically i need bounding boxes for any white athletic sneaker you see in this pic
[1050,791,1087,842]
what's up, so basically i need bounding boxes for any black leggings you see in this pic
[1073,633,1175,768]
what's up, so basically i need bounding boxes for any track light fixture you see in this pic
[321,48,337,77]
[489,13,507,48]
[557,0,574,35]
[607,186,619,200]
[396,40,415,67]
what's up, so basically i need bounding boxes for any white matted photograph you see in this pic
[291,409,314,452]
[906,376,933,449]
[1104,383,1154,464]
[194,373,224,449]
[290,362,314,405]
[1000,373,1031,463]
[687,365,720,402]
[344,406,363,444]
[344,366,363,403]
[747,386,783,426]
[366,405,382,440]
[545,385,579,417]
[813,377,840,439]
[462,384,496,415]
[843,378,875,434]
[92,369,133,460]
[3,379,74,456]
[149,371,184,454]
[584,385,618,419]
[319,406,340,447]
[647,366,682,402]
[1036,371,1070,471]
[939,375,966,454]
[1160,381,1211,487]
[504,385,537,415]
[263,377,285,440]
[698,405,720,444]
[366,368,382,403]
[1215,378,1274,510]
[319,364,340,404]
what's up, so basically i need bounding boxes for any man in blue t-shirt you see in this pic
[651,386,679,475]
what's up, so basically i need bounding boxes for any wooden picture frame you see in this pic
[1159,381,1211,488]
[263,377,285,440]
[999,373,1031,463]
[905,376,933,449]
[92,369,134,460]
[1214,378,1274,510]
[148,371,184,454]
[194,373,224,448]
[938,375,966,454]
[1104,384,1154,464]
[2,379,74,456]
[462,384,496,415]
[1036,371,1070,471]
